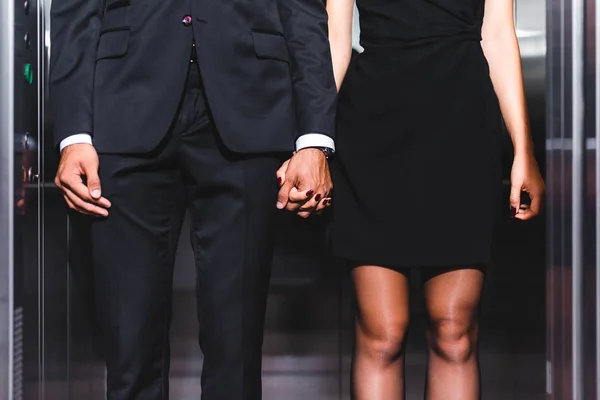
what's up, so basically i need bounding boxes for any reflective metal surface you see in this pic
[546,0,600,395]
[579,0,598,396]
[7,0,44,397]
[596,2,600,397]
[0,0,15,397]
[2,0,106,398]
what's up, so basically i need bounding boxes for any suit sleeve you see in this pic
[276,0,338,140]
[49,0,104,148]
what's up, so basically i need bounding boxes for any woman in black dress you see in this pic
[325,0,545,397]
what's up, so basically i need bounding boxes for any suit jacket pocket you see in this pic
[101,5,129,32]
[105,0,130,11]
[251,31,290,63]
[96,29,130,60]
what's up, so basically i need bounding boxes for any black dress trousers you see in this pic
[89,63,282,400]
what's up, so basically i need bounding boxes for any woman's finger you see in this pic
[297,202,317,213]
[528,190,543,216]
[509,184,521,217]
[289,187,315,204]
[315,197,331,212]
[276,159,291,187]
[514,208,536,220]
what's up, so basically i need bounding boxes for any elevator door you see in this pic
[0,0,44,398]
[546,0,600,396]
[1,0,107,398]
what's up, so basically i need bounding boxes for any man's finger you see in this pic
[64,188,109,217]
[54,174,63,189]
[65,188,108,216]
[63,195,94,217]
[62,176,94,202]
[297,210,312,219]
[63,195,76,211]
[81,162,112,208]
[83,163,102,199]
[61,173,110,209]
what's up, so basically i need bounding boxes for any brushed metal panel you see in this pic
[0,0,16,398]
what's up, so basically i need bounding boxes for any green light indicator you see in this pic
[24,64,33,84]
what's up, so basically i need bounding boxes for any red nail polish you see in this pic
[315,194,322,202]
[306,190,314,197]
[278,177,282,186]
[510,207,517,217]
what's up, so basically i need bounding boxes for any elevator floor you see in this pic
[57,287,545,400]
[167,285,544,400]
[27,198,546,400]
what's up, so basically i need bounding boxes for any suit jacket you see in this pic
[49,0,337,154]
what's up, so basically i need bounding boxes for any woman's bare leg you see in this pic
[423,267,484,400]
[352,265,411,400]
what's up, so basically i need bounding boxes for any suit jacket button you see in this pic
[182,15,192,26]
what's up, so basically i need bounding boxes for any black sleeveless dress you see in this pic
[330,0,503,268]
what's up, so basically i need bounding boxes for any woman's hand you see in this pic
[276,154,332,218]
[509,153,544,220]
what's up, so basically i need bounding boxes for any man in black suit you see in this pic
[49,0,336,398]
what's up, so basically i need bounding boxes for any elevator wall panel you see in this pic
[8,0,44,398]
[0,0,15,396]
[546,0,600,396]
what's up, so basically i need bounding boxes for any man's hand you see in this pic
[55,144,111,217]
[276,148,332,218]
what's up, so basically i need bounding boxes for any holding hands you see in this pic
[276,148,333,218]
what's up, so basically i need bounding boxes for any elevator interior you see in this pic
[0,0,598,397]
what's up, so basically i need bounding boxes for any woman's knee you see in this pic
[428,318,478,363]
[356,319,410,365]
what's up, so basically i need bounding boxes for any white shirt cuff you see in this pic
[60,133,93,152]
[295,133,335,152]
